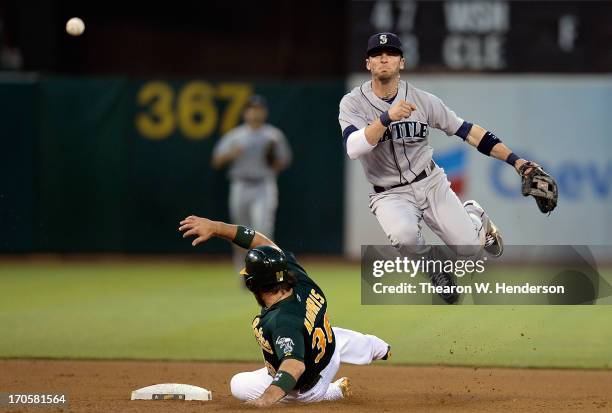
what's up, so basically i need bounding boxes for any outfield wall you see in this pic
[344,75,612,258]
[2,75,610,256]
[0,76,345,254]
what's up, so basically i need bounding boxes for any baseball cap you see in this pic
[366,32,403,57]
[245,94,268,108]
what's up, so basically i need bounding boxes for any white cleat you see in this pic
[463,200,504,258]
[333,377,352,398]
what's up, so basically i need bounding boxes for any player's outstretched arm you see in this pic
[245,359,305,407]
[464,123,530,172]
[463,124,558,213]
[178,216,278,249]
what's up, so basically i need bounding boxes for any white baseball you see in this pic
[66,17,85,36]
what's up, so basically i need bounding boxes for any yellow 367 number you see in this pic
[312,312,334,364]
[135,81,252,140]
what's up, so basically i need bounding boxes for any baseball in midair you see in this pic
[66,17,85,36]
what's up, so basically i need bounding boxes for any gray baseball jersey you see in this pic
[338,80,463,188]
[213,124,292,181]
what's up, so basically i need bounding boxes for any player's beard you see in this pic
[375,70,399,83]
[254,293,266,308]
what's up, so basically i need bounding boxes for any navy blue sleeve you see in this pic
[342,125,358,148]
[455,121,473,141]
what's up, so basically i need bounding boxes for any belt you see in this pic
[373,160,436,194]
[234,177,268,184]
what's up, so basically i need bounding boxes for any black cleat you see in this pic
[428,270,459,304]
[381,345,392,360]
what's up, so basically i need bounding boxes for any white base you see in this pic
[131,383,212,401]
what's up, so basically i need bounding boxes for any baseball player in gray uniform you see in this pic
[212,95,292,268]
[339,33,539,304]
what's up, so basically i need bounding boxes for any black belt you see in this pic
[373,160,436,194]
[235,177,267,184]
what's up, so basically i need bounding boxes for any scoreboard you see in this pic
[349,0,612,72]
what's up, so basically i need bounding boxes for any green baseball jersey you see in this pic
[251,251,336,391]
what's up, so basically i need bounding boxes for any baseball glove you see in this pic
[518,161,558,214]
[265,141,277,167]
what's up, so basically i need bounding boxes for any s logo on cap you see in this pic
[379,34,388,44]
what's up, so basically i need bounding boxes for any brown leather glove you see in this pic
[518,161,558,214]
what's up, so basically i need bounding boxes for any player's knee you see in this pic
[388,224,420,248]
[229,373,250,401]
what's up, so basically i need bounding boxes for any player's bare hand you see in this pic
[515,159,539,176]
[178,215,218,246]
[388,99,417,121]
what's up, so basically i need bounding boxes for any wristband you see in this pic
[271,370,297,394]
[477,131,502,156]
[233,226,255,249]
[380,111,392,127]
[506,152,520,167]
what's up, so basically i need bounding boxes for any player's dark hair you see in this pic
[258,271,297,295]
[252,272,297,307]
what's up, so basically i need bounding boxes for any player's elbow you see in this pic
[346,128,374,160]
[346,142,362,160]
[347,147,360,160]
[280,358,306,381]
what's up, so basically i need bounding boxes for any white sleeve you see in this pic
[346,127,376,160]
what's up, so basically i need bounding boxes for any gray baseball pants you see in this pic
[369,166,486,257]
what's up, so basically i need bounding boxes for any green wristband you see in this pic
[271,370,297,394]
[233,226,255,249]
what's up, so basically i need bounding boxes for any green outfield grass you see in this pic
[1,260,611,369]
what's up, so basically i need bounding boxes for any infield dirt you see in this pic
[1,360,611,412]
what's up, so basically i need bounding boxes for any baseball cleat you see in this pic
[484,218,504,258]
[333,377,352,398]
[381,345,392,360]
[427,269,460,304]
[463,200,504,258]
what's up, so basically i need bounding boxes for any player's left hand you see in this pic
[516,160,558,214]
[178,216,218,246]
[514,158,538,175]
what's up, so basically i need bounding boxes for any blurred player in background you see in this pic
[212,95,292,269]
